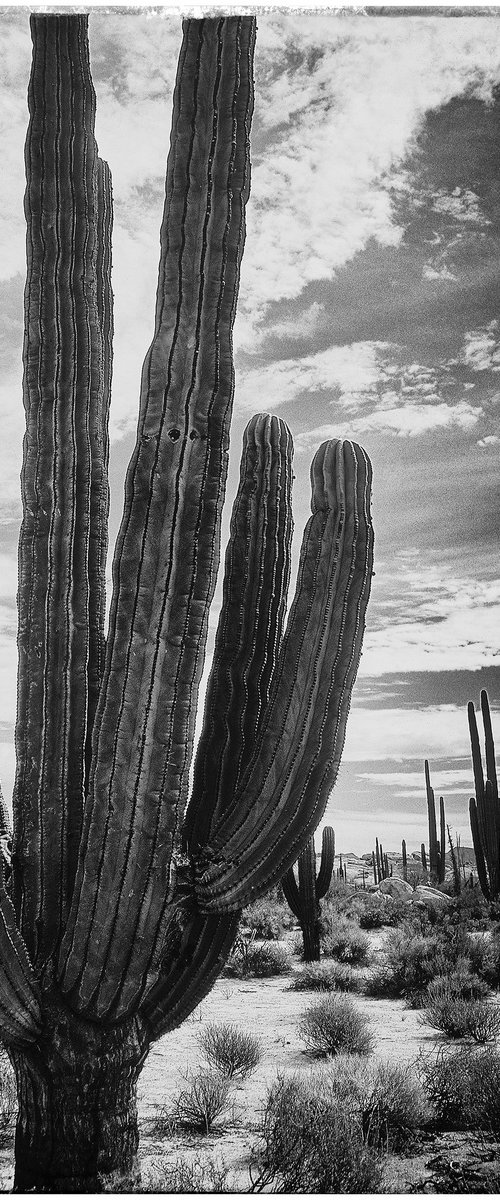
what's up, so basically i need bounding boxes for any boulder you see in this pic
[379,876,413,900]
[413,885,452,911]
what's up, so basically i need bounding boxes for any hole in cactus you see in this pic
[190,429,198,440]
[168,427,180,442]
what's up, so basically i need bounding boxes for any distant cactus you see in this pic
[421,843,428,876]
[447,826,462,896]
[282,828,335,961]
[468,690,500,901]
[402,838,407,882]
[424,761,446,884]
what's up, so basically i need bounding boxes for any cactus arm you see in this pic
[0,888,43,1046]
[425,760,438,882]
[58,17,256,1019]
[281,866,302,923]
[468,701,485,812]
[195,438,373,908]
[140,911,239,1038]
[469,797,490,900]
[316,826,335,900]
[183,413,293,856]
[481,689,498,796]
[439,795,446,883]
[13,15,103,965]
[85,157,113,789]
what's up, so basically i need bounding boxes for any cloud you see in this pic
[293,398,481,447]
[342,703,472,764]
[459,320,500,373]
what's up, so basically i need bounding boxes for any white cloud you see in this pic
[460,321,500,374]
[293,396,482,448]
[236,341,392,413]
[342,704,472,764]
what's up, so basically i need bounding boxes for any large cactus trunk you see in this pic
[2,14,374,1191]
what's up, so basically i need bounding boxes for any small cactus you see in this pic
[401,838,407,882]
[282,827,335,961]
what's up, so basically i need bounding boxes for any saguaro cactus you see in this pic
[424,761,446,884]
[282,826,335,960]
[468,690,500,900]
[0,14,374,1192]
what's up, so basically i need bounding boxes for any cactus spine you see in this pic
[0,15,374,1191]
[424,761,446,884]
[282,827,335,960]
[468,690,500,901]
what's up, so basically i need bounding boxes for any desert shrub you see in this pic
[426,970,489,1006]
[299,994,373,1057]
[320,1055,429,1152]
[358,896,410,929]
[242,896,287,940]
[422,988,500,1042]
[365,926,484,1005]
[171,1070,233,1134]
[321,917,370,965]
[254,1071,383,1193]
[143,1154,230,1192]
[290,961,356,992]
[0,1051,16,1143]
[420,1046,500,1130]
[223,934,291,979]
[198,1022,261,1079]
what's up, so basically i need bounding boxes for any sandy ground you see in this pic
[1,928,499,1192]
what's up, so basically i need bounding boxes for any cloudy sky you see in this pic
[0,5,499,856]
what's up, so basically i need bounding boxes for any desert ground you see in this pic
[2,894,499,1194]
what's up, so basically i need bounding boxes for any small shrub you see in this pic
[321,917,370,965]
[290,962,356,992]
[198,1022,261,1079]
[171,1069,233,1134]
[254,1070,383,1193]
[366,926,483,1005]
[420,1045,500,1130]
[223,934,291,978]
[359,896,409,930]
[422,991,500,1042]
[425,970,489,1006]
[321,1055,429,1152]
[299,994,373,1057]
[143,1154,230,1193]
[242,896,287,940]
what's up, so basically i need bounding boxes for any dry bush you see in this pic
[171,1069,233,1134]
[422,989,500,1042]
[242,896,288,940]
[253,1070,383,1193]
[419,1045,500,1130]
[289,961,356,992]
[320,1055,430,1152]
[299,994,373,1057]
[142,1153,231,1192]
[198,1022,261,1079]
[321,917,370,965]
[224,934,291,978]
[365,925,483,1005]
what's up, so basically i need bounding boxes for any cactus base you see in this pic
[10,991,149,1193]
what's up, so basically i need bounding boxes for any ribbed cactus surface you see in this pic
[0,13,374,1191]
[468,690,500,901]
[282,827,335,961]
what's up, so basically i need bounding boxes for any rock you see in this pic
[379,876,413,900]
[413,885,452,910]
